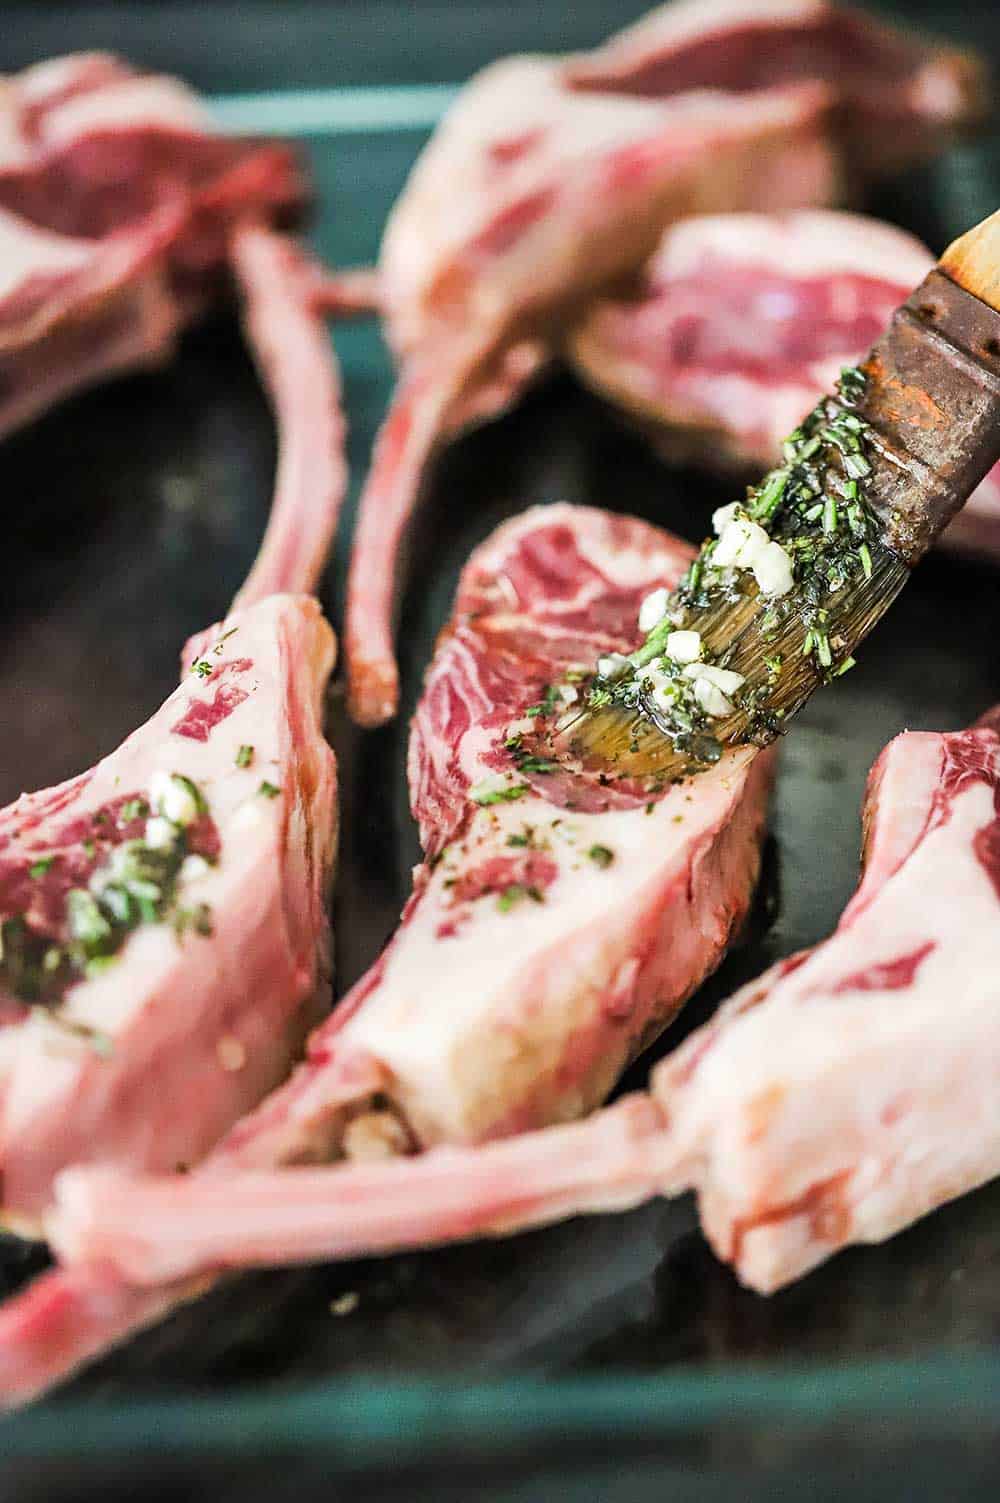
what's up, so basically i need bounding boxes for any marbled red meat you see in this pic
[345,0,987,723]
[0,502,773,1397]
[0,203,348,1402]
[62,712,1000,1301]
[0,596,336,1230]
[569,208,1000,552]
[0,52,312,440]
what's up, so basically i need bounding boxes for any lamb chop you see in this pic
[568,209,1000,558]
[0,593,337,1233]
[0,203,347,1234]
[0,502,773,1400]
[345,0,989,725]
[0,51,311,439]
[64,707,1000,1299]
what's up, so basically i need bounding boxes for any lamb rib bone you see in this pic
[221,225,348,618]
[567,208,1000,557]
[59,709,1000,1296]
[0,500,773,1400]
[346,0,989,724]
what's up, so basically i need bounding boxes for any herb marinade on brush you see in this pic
[554,206,1000,783]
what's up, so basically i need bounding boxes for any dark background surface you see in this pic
[1,2,1000,1497]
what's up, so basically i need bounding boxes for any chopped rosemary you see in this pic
[235,744,255,768]
[496,883,545,912]
[470,780,530,806]
[258,781,281,799]
[523,684,561,718]
[212,627,238,656]
[516,756,557,775]
[583,368,881,758]
[1,777,215,1015]
[174,902,214,939]
[587,845,614,868]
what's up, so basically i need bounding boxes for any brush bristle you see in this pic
[558,544,908,781]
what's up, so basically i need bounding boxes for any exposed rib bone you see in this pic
[49,714,1000,1301]
[230,226,348,610]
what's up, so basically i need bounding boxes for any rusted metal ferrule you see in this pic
[855,268,1000,565]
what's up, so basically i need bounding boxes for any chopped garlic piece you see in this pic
[144,816,175,851]
[692,676,734,718]
[150,771,199,827]
[752,540,794,596]
[180,855,211,884]
[597,652,630,681]
[713,516,770,569]
[684,662,746,696]
[638,587,669,633]
[712,501,740,536]
[664,629,702,664]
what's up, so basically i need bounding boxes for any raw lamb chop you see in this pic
[0,501,773,1401]
[345,0,988,725]
[0,595,337,1232]
[68,708,1000,1299]
[0,52,309,439]
[0,214,345,1236]
[568,209,1000,556]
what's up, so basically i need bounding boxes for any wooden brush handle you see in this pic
[940,207,1000,314]
[852,223,1000,563]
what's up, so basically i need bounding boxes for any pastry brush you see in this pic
[555,206,1000,781]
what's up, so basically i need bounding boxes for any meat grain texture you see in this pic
[61,710,1000,1298]
[569,209,1000,555]
[0,52,308,438]
[345,0,989,724]
[0,503,773,1399]
[0,596,337,1234]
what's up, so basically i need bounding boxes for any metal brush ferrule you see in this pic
[856,268,1000,564]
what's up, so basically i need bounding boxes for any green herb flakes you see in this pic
[497,884,526,913]
[236,744,254,769]
[470,780,530,807]
[67,889,113,954]
[174,902,214,939]
[85,955,118,981]
[587,845,614,869]
[212,627,238,655]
